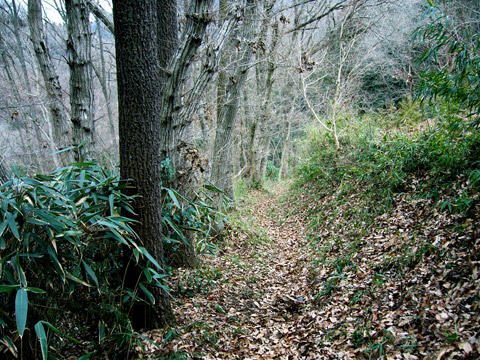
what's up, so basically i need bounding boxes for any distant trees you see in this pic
[0,0,430,183]
[210,0,260,200]
[415,0,480,123]
[1,0,49,171]
[0,0,453,271]
[1,0,118,170]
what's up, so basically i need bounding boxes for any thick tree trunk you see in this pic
[115,0,241,270]
[158,1,199,268]
[28,0,73,165]
[113,0,175,329]
[66,0,96,162]
[210,0,259,204]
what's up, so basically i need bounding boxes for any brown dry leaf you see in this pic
[136,178,480,359]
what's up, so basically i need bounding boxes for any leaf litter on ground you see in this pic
[137,179,480,360]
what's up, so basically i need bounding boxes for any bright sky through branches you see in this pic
[39,0,112,24]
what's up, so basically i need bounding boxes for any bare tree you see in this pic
[92,16,117,153]
[159,0,245,266]
[246,0,279,186]
[28,0,73,165]
[66,0,95,161]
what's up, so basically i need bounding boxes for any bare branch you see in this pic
[287,0,349,33]
[87,0,114,34]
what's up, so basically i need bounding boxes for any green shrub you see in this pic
[161,182,228,262]
[266,161,279,180]
[414,1,480,125]
[295,104,480,214]
[0,162,166,359]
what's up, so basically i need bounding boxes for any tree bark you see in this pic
[28,0,73,165]
[113,0,175,329]
[92,18,117,153]
[159,0,210,268]
[116,0,242,270]
[87,0,114,34]
[159,0,243,267]
[66,0,96,162]
[0,158,10,184]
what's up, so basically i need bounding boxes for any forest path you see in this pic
[143,183,330,359]
[142,180,480,359]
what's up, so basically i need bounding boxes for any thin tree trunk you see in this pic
[0,31,35,168]
[93,18,117,152]
[0,159,9,183]
[28,0,73,165]
[66,0,96,162]
[12,0,32,95]
[278,115,292,180]
[10,0,47,171]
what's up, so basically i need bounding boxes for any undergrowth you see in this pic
[0,161,225,359]
[288,99,480,356]
[295,100,480,217]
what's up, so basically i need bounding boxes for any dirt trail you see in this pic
[143,186,331,359]
[142,182,480,359]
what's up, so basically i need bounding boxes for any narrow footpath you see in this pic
[141,185,335,359]
[141,182,480,359]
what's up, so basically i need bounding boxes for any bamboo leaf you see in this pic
[138,246,162,270]
[165,188,181,209]
[40,321,80,343]
[0,336,17,357]
[14,254,27,287]
[25,287,46,294]
[6,212,20,240]
[34,321,48,360]
[66,272,92,287]
[47,245,65,279]
[15,288,28,338]
[82,260,99,288]
[164,217,186,241]
[0,284,19,293]
[109,193,115,217]
[139,282,155,304]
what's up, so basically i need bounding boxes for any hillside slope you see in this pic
[140,171,480,358]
